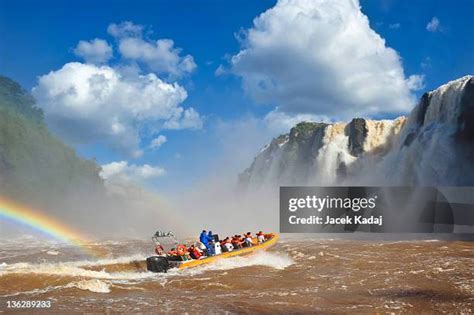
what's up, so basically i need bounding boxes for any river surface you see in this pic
[0,237,473,314]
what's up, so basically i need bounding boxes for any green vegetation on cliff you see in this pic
[0,76,104,203]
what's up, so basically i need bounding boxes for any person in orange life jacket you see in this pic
[232,235,242,249]
[257,231,266,244]
[188,245,202,259]
[219,238,226,247]
[176,244,190,261]
[221,237,234,252]
[238,234,246,247]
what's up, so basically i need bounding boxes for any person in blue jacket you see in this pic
[199,230,209,245]
[199,230,211,256]
[207,231,215,256]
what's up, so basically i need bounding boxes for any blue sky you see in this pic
[0,0,473,192]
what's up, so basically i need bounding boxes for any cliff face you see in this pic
[240,75,474,188]
[0,76,104,205]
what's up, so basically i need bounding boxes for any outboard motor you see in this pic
[146,256,170,273]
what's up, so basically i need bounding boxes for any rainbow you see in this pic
[0,197,104,258]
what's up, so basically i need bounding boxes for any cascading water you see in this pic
[240,76,474,189]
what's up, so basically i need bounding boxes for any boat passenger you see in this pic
[240,234,248,247]
[177,244,190,261]
[196,241,209,257]
[200,230,209,245]
[223,237,234,252]
[167,248,177,256]
[207,230,215,256]
[188,245,196,259]
[188,245,202,259]
[244,232,254,247]
[199,230,212,254]
[220,238,227,247]
[154,242,165,255]
[232,235,242,249]
[208,231,215,241]
[257,231,266,244]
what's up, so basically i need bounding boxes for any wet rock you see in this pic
[346,118,367,156]
[416,93,432,127]
[456,77,474,141]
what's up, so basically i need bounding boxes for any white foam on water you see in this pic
[1,280,113,297]
[69,279,111,293]
[0,254,156,282]
[0,262,154,281]
[0,284,68,297]
[46,250,59,256]
[1,253,146,269]
[173,251,294,277]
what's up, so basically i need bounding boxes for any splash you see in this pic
[0,254,151,280]
[69,279,111,293]
[174,251,294,277]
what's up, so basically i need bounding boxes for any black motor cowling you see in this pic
[146,256,170,273]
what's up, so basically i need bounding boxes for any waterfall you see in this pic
[240,76,474,189]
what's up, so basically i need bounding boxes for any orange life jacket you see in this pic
[192,247,202,259]
[177,244,187,256]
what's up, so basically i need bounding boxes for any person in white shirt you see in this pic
[244,232,254,247]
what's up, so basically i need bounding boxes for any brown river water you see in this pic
[0,237,473,314]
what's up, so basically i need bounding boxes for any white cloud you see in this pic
[107,21,196,78]
[406,74,425,91]
[73,39,113,64]
[214,64,226,76]
[100,161,166,184]
[33,62,202,156]
[163,107,203,130]
[149,135,167,150]
[118,37,196,78]
[426,17,440,32]
[388,23,401,29]
[230,0,423,121]
[107,21,144,38]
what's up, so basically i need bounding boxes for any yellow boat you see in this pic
[146,233,279,273]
